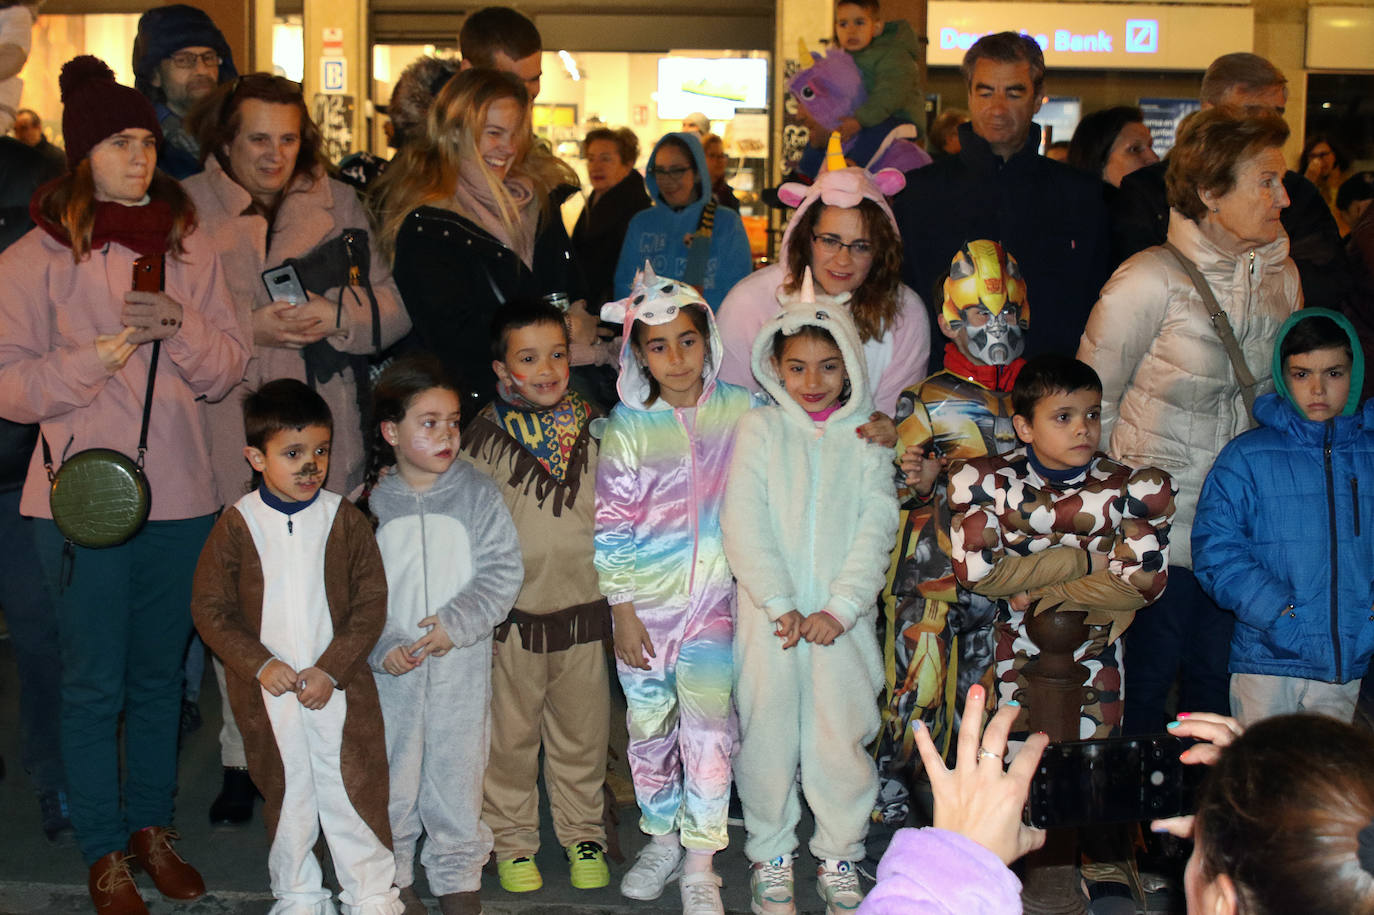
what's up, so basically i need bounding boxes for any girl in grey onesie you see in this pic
[365,358,524,914]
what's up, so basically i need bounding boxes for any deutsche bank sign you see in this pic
[927,2,1253,70]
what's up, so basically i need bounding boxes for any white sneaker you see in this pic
[620,840,683,901]
[749,855,796,915]
[679,871,725,915]
[816,859,864,914]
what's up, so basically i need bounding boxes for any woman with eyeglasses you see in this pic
[716,166,929,417]
[612,131,752,311]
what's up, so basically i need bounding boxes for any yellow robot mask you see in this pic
[941,241,1030,367]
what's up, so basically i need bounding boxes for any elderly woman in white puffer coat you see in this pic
[1078,107,1301,737]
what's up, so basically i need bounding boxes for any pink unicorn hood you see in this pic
[776,165,906,253]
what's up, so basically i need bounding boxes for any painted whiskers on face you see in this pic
[383,387,463,492]
[247,424,332,503]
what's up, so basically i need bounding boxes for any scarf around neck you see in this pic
[452,164,539,269]
[31,188,174,256]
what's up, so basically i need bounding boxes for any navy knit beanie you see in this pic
[60,56,163,168]
[131,4,238,100]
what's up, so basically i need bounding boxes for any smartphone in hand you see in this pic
[1026,735,1205,829]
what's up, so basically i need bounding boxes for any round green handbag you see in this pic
[47,447,151,548]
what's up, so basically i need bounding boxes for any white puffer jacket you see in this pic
[1078,210,1301,567]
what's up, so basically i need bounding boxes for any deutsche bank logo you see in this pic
[1125,19,1158,53]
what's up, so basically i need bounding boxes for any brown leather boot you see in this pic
[127,827,205,900]
[87,851,149,915]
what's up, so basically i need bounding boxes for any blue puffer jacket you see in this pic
[1193,309,1374,683]
[612,132,752,311]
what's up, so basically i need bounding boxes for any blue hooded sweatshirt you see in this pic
[611,132,752,311]
[1193,308,1374,683]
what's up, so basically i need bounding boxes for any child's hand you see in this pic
[1008,591,1033,613]
[800,611,844,646]
[612,602,656,670]
[296,667,333,709]
[258,659,298,696]
[839,116,861,141]
[411,615,455,658]
[382,644,423,676]
[774,610,804,650]
[902,444,947,495]
[858,412,897,448]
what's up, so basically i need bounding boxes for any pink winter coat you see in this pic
[0,224,249,521]
[184,158,411,501]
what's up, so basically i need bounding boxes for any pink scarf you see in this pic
[452,159,539,269]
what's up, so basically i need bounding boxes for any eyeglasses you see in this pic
[168,50,222,70]
[650,165,693,181]
[811,232,875,258]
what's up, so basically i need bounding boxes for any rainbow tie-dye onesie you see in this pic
[594,270,754,850]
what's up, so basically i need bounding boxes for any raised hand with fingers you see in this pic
[915,685,1050,866]
[1150,711,1244,838]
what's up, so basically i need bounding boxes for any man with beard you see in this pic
[132,4,238,179]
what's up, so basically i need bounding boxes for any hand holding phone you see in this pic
[262,264,307,304]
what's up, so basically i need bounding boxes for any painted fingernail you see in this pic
[1150,823,1168,833]
[1005,699,1020,707]
[913,720,924,732]
[1166,720,1181,729]
[1176,712,1192,719]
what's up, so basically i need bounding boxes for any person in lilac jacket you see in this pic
[859,686,1046,915]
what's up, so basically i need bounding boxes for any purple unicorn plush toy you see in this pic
[789,41,931,176]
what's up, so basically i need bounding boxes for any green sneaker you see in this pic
[497,856,543,893]
[566,841,610,890]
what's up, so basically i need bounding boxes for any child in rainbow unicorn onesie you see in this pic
[594,265,755,915]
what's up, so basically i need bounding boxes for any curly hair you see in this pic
[1166,108,1289,223]
[783,198,902,343]
[582,126,639,167]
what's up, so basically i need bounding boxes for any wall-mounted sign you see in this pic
[928,2,1253,71]
[321,58,347,94]
[1139,97,1201,158]
[321,26,344,57]
[1307,6,1374,70]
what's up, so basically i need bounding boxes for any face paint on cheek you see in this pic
[508,371,529,391]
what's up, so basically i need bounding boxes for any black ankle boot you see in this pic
[209,766,257,825]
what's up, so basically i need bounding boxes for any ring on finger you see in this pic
[977,747,1003,762]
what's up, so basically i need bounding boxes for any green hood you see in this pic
[1271,307,1365,417]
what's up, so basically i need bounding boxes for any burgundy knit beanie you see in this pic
[60,56,163,169]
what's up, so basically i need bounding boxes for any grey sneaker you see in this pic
[816,859,863,914]
[749,855,796,915]
[679,871,724,915]
[620,839,683,901]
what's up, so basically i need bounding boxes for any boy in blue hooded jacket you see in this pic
[1194,308,1374,726]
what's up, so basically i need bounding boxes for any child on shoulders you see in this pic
[724,272,900,915]
[948,355,1176,739]
[1194,309,1374,726]
[833,0,923,141]
[192,379,403,915]
[364,355,524,915]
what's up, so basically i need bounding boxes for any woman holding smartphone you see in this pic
[182,73,409,826]
[0,57,248,914]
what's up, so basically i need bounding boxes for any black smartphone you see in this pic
[1026,735,1204,829]
[262,263,307,304]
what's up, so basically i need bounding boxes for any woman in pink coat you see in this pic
[0,57,248,914]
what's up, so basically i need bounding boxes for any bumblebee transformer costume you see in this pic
[873,241,1029,828]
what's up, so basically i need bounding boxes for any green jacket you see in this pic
[851,19,923,128]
